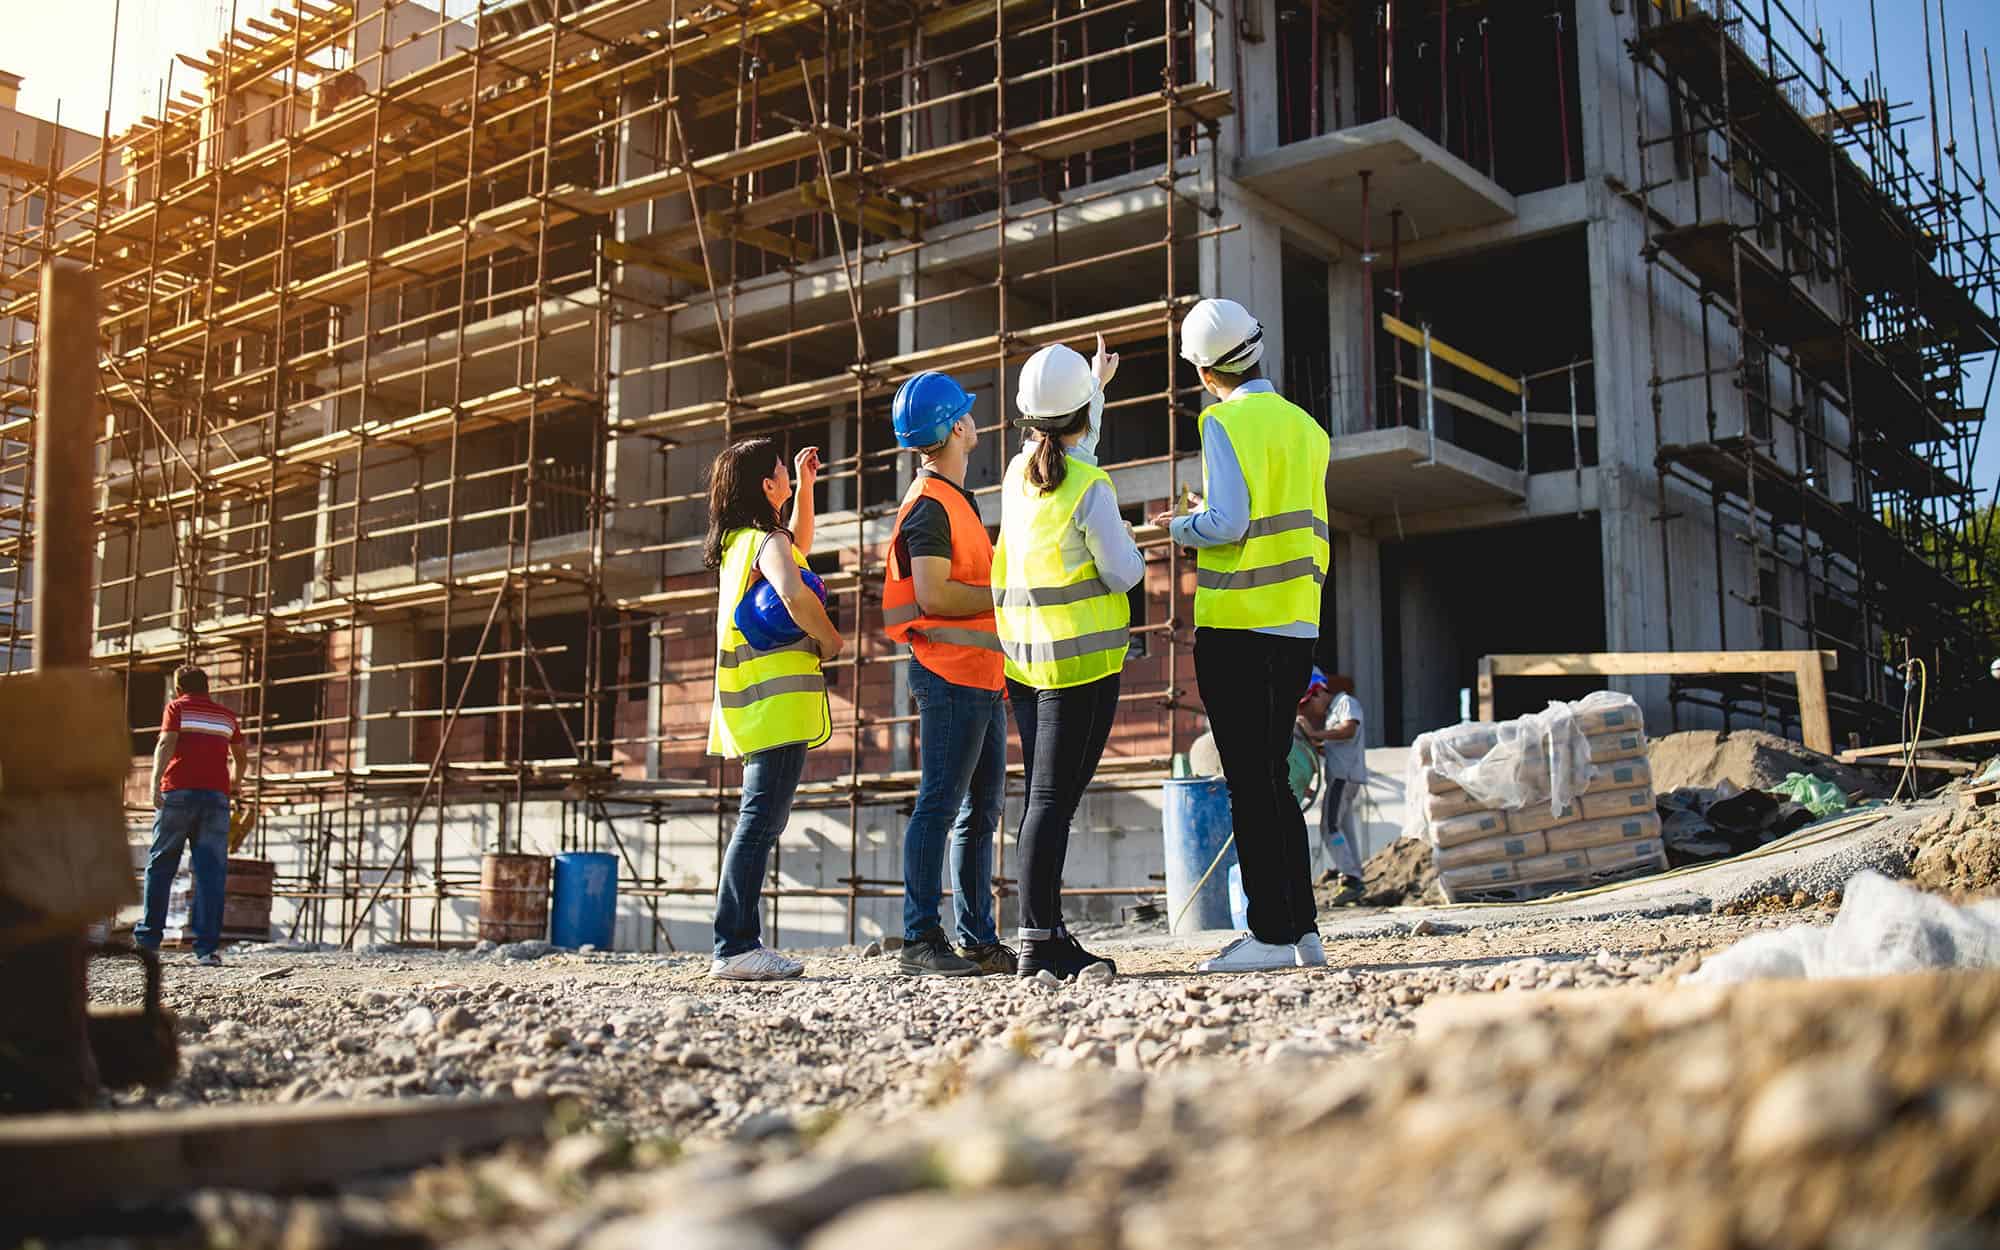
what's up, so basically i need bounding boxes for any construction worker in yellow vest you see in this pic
[704,438,842,981]
[1150,298,1332,974]
[994,336,1144,981]
[882,372,1014,978]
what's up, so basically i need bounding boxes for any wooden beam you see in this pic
[1480,650,1839,753]
[0,1096,554,1222]
[1848,756,1976,773]
[1840,728,2000,761]
[602,237,711,286]
[1484,650,1838,678]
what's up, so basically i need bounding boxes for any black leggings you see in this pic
[1007,673,1121,935]
[1196,627,1318,944]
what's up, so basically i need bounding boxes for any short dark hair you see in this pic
[173,665,209,696]
[1202,361,1264,387]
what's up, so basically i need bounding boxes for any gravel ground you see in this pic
[34,803,1984,1249]
[84,909,1800,1141]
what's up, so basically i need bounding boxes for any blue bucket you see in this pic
[550,852,618,950]
[1162,777,1236,934]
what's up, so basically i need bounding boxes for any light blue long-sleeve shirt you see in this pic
[1169,379,1318,638]
[1013,440,1145,595]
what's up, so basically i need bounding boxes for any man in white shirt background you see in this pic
[1304,673,1366,900]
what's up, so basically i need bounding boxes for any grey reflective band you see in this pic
[1195,555,1327,593]
[1000,626,1130,665]
[1242,509,1330,544]
[717,636,817,669]
[917,626,1003,652]
[992,577,1115,609]
[716,672,826,708]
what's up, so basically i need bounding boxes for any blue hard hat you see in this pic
[1303,667,1329,700]
[734,568,829,651]
[891,372,975,449]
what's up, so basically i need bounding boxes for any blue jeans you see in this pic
[901,658,1005,946]
[713,743,807,958]
[136,789,231,957]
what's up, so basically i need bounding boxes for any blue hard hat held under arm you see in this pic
[892,371,975,449]
[735,568,829,651]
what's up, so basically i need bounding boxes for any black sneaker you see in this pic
[897,929,979,977]
[957,941,1018,976]
[1328,875,1365,906]
[1017,932,1115,981]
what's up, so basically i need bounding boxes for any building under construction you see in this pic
[0,0,1992,950]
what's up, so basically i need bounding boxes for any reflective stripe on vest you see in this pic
[707,527,832,759]
[1193,391,1331,631]
[991,451,1131,690]
[881,474,1005,691]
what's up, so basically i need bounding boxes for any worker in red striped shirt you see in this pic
[135,665,248,966]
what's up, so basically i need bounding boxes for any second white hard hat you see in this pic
[1179,297,1265,372]
[1015,343,1098,424]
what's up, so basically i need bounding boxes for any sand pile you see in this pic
[1648,728,1881,798]
[1909,800,2000,895]
[1349,836,1441,908]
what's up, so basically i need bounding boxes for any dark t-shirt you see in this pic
[893,470,979,572]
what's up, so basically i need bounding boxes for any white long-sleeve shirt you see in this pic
[1168,378,1318,638]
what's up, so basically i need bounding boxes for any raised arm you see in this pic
[150,731,178,804]
[1074,480,1144,594]
[789,445,820,553]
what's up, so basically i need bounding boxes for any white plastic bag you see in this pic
[1405,694,1616,842]
[1691,871,2000,984]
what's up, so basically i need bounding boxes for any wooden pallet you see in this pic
[1439,852,1670,905]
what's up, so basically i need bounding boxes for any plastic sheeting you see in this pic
[1404,691,1636,842]
[1689,871,2000,984]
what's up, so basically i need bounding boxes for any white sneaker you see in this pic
[1196,934,1299,973]
[1295,933,1326,967]
[708,947,804,981]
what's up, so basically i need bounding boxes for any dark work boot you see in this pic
[897,929,979,977]
[1016,932,1116,981]
[957,941,1018,976]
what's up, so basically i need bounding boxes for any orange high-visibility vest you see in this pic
[882,475,1004,691]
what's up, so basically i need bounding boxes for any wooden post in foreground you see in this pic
[34,261,101,671]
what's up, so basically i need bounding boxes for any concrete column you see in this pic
[1199,182,1286,389]
[1327,252,1370,435]
[1334,531,1384,744]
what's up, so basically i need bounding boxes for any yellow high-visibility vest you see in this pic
[992,451,1131,689]
[708,527,832,758]
[1193,390,1331,630]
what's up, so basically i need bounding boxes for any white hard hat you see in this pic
[1016,343,1098,424]
[1991,657,2000,680]
[1179,297,1265,372]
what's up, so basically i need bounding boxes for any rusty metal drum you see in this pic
[479,853,551,944]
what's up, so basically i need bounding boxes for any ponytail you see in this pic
[1022,408,1090,495]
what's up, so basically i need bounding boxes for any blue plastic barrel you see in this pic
[1162,778,1236,934]
[550,852,618,950]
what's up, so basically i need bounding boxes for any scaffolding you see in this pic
[1628,0,1998,741]
[0,0,1234,948]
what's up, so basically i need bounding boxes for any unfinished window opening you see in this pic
[1380,515,1605,742]
[1758,559,1784,650]
[127,667,169,754]
[260,640,326,744]
[1383,228,1597,471]
[1337,0,1582,194]
[1280,242,1335,432]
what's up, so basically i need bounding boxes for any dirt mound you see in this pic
[1347,836,1440,908]
[1909,801,2000,895]
[1648,728,1882,797]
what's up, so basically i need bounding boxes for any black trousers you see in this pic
[1195,627,1317,944]
[1007,673,1121,935]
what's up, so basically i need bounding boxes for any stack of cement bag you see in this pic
[1407,691,1667,902]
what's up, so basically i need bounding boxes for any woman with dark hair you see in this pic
[704,437,843,981]
[992,337,1144,980]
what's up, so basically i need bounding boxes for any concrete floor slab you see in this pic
[1326,425,1525,516]
[1235,118,1517,245]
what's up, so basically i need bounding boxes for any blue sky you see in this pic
[10,0,2000,512]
